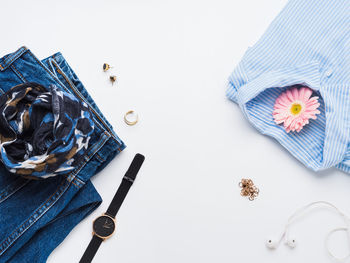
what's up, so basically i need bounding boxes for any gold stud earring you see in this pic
[103,63,113,72]
[109,75,117,85]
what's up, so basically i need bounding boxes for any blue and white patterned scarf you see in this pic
[0,82,94,179]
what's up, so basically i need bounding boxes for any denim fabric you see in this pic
[0,47,126,262]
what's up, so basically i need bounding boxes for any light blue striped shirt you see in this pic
[226,0,350,173]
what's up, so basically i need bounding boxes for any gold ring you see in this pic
[124,110,138,126]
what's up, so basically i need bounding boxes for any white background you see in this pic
[2,0,350,262]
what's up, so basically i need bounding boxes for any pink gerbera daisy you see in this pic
[273,87,320,133]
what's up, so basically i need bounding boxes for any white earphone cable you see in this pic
[325,227,350,262]
[271,201,350,262]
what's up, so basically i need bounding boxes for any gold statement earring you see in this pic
[124,110,138,126]
[109,75,117,86]
[103,63,113,72]
[102,64,117,85]
[239,178,259,201]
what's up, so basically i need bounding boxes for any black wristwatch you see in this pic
[80,153,145,263]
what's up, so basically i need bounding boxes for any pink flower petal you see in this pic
[306,104,320,111]
[292,88,299,99]
[299,88,306,101]
[284,116,293,128]
[286,89,295,102]
[272,86,320,133]
[279,94,292,105]
[274,108,290,114]
[275,100,289,108]
[300,88,311,101]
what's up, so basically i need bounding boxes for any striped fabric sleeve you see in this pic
[226,60,350,172]
[226,0,350,174]
[226,61,321,106]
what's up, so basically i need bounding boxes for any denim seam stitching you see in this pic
[64,133,110,186]
[85,133,109,161]
[63,175,80,188]
[85,132,110,161]
[0,48,28,71]
[26,51,69,92]
[65,174,84,188]
[95,152,105,162]
[93,120,123,152]
[49,59,121,144]
[66,174,84,188]
[64,155,92,185]
[0,180,29,204]
[62,133,111,188]
[0,178,70,255]
[2,47,26,65]
[10,65,27,83]
[73,176,84,186]
[47,58,58,78]
[26,51,121,144]
[76,132,111,182]
[27,51,119,146]
[93,117,108,134]
[0,154,91,255]
[70,180,79,187]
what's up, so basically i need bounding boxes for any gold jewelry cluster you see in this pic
[239,178,259,201]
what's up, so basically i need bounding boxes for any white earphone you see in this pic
[266,201,350,261]
[266,231,296,249]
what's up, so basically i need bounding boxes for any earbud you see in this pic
[266,235,295,249]
[285,238,297,248]
[266,238,278,249]
[266,201,350,262]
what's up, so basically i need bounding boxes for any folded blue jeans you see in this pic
[0,47,125,262]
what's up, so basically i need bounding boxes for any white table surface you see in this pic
[2,0,350,262]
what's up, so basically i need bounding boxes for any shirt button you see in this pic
[325,69,333,77]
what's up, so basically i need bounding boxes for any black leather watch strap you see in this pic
[79,153,145,263]
[106,153,145,217]
[80,235,103,263]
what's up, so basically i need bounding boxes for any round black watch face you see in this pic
[93,215,116,238]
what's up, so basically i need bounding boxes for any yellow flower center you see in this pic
[290,103,302,115]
